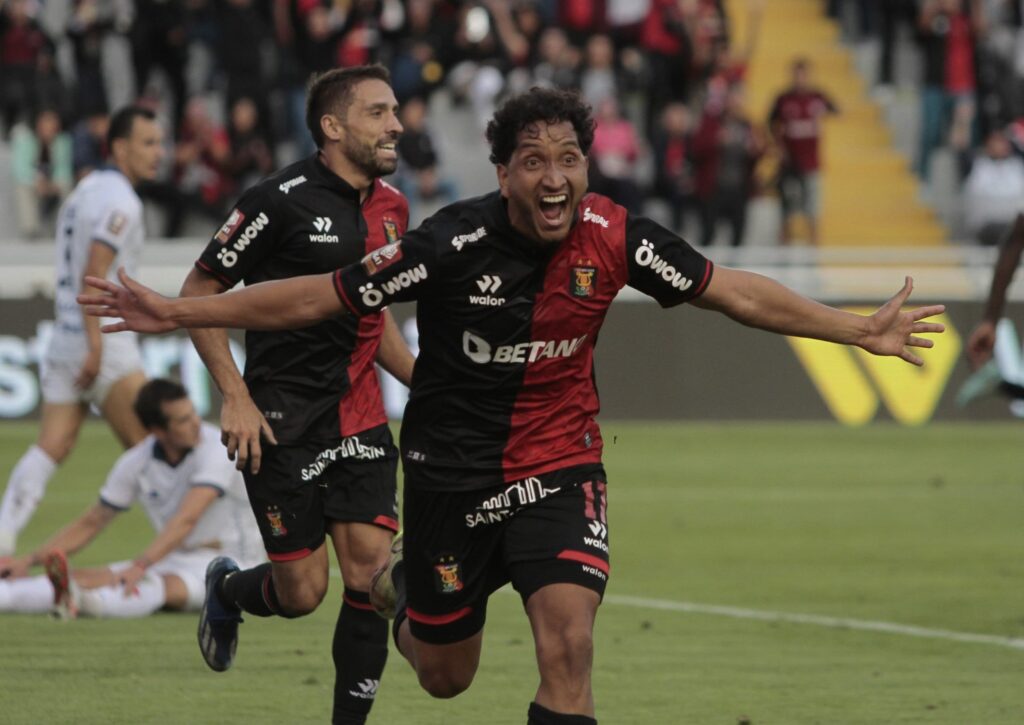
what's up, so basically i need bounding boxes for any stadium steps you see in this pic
[725,0,948,246]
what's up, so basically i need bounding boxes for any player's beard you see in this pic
[342,133,398,179]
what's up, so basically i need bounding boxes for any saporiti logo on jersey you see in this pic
[216,212,269,268]
[278,175,306,194]
[309,216,338,243]
[469,274,504,306]
[583,207,609,227]
[634,239,693,291]
[462,331,587,364]
[451,226,486,251]
[358,264,428,308]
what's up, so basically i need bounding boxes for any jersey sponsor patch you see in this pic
[107,211,127,235]
[215,209,245,244]
[383,218,400,244]
[278,175,306,194]
[570,264,597,298]
[363,242,403,275]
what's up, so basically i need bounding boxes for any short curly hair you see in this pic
[485,87,596,166]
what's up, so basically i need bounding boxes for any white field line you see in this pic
[602,594,1024,651]
[328,569,1023,651]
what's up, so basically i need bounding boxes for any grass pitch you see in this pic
[0,421,1021,724]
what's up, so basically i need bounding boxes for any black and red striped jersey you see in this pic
[196,155,409,445]
[334,191,712,490]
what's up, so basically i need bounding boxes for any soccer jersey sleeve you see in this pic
[625,214,713,308]
[332,225,439,316]
[188,434,233,496]
[195,186,277,287]
[90,197,141,253]
[97,449,142,511]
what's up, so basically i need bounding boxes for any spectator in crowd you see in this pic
[640,0,697,137]
[163,97,232,236]
[962,127,1024,245]
[395,95,458,222]
[71,110,110,181]
[130,0,189,136]
[214,0,273,148]
[388,0,454,102]
[769,57,839,245]
[915,0,985,180]
[652,100,697,235]
[224,95,274,191]
[66,0,118,120]
[531,26,582,90]
[11,108,73,239]
[579,33,621,109]
[692,82,764,247]
[589,96,644,214]
[0,0,53,136]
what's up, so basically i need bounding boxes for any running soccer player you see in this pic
[967,212,1024,369]
[0,106,164,557]
[177,65,413,724]
[79,88,946,725]
[0,379,264,619]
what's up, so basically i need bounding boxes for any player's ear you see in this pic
[321,113,343,143]
[496,164,510,198]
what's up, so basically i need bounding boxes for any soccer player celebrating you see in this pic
[0,379,264,619]
[0,106,164,557]
[177,65,413,724]
[80,88,946,725]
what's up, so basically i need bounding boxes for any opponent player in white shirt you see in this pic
[0,106,165,556]
[0,379,265,619]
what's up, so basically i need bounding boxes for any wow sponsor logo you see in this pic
[634,238,693,292]
[216,212,269,268]
[358,264,428,308]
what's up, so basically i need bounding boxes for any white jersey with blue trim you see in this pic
[98,423,264,564]
[49,168,145,359]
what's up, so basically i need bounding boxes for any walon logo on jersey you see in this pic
[462,330,588,364]
[216,212,269,267]
[348,679,380,700]
[470,274,504,306]
[309,216,338,243]
[788,310,959,426]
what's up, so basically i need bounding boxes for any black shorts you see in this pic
[402,465,610,645]
[243,423,399,561]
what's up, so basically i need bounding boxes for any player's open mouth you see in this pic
[538,193,569,226]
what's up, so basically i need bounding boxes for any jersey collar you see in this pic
[309,152,374,204]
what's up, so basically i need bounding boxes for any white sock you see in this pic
[0,575,56,613]
[0,445,58,537]
[78,574,166,618]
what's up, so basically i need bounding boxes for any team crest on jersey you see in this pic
[265,506,288,537]
[363,243,403,275]
[382,218,400,244]
[433,555,464,594]
[215,209,245,244]
[570,263,597,298]
[107,212,127,235]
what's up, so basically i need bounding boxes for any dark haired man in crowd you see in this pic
[81,87,945,725]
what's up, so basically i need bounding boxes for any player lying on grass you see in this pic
[0,379,264,619]
[78,88,946,725]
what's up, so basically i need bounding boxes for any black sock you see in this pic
[332,588,389,725]
[218,563,292,618]
[527,702,597,725]
[390,558,407,651]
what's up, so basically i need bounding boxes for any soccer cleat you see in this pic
[197,556,243,672]
[43,550,79,620]
[369,531,403,619]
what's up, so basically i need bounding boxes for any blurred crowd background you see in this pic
[4,0,1024,248]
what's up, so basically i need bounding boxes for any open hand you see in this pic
[78,268,180,334]
[859,277,945,366]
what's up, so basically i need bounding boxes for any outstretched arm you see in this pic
[79,267,345,333]
[967,214,1024,368]
[0,502,117,578]
[693,268,945,366]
